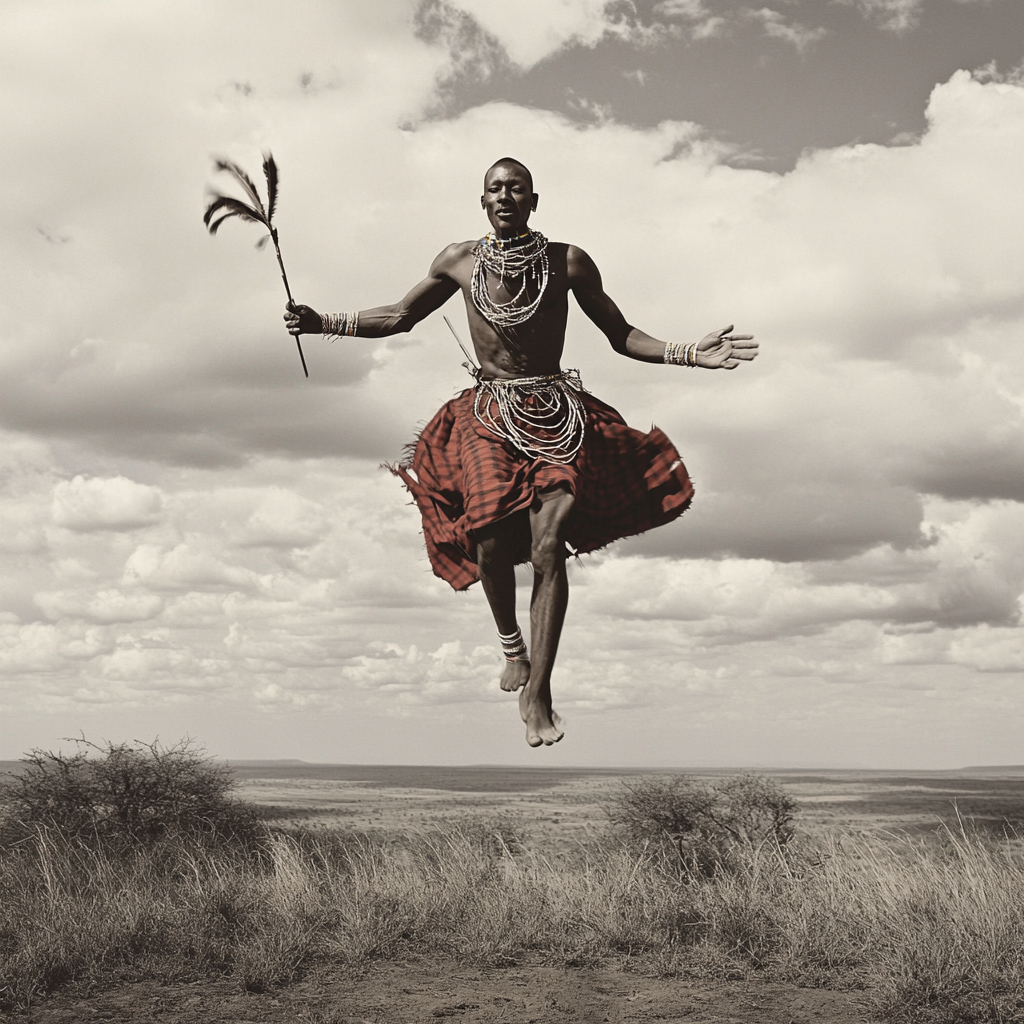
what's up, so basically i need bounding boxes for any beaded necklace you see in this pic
[471,229,550,328]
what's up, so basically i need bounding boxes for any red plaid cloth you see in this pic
[392,385,693,591]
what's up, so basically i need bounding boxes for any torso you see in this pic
[440,239,572,379]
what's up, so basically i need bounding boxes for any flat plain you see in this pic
[228,762,1024,846]
[6,762,1024,1024]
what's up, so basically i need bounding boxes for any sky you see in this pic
[1,0,1024,768]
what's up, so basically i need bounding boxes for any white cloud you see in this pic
[652,0,727,39]
[434,0,670,70]
[652,1,828,47]
[35,589,164,624]
[747,8,827,50]
[842,0,923,33]
[52,476,164,532]
[0,622,69,675]
[233,489,329,549]
[444,0,614,67]
[122,543,257,592]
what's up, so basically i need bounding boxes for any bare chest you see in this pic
[451,242,569,317]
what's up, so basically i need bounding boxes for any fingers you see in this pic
[703,326,755,347]
[706,345,757,368]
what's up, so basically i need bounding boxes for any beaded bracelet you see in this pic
[321,311,360,341]
[664,341,699,367]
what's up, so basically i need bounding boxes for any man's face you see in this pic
[481,163,537,236]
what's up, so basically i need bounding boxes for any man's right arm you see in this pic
[284,244,464,338]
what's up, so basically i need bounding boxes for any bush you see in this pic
[608,773,797,875]
[0,738,265,851]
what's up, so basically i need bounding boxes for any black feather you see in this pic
[206,214,238,235]
[263,152,278,226]
[214,159,265,216]
[203,194,266,233]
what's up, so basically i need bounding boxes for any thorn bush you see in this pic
[607,773,797,875]
[0,737,265,852]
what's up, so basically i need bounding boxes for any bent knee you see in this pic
[530,535,568,574]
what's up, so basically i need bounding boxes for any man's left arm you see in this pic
[568,245,757,369]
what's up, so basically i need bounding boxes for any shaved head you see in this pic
[485,157,533,193]
[481,158,538,236]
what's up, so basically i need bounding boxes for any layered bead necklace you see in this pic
[471,229,550,328]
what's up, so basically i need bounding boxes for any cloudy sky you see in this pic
[2,0,1023,768]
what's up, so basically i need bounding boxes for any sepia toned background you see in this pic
[1,0,1023,768]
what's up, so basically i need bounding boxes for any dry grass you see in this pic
[1,815,1023,1022]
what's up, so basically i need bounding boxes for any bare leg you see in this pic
[476,519,531,693]
[520,485,573,747]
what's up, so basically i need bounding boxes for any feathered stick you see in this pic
[203,152,308,378]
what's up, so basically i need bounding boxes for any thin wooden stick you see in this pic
[271,228,307,377]
[444,315,478,374]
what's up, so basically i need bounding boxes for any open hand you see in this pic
[283,302,321,337]
[697,325,758,369]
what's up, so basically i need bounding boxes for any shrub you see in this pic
[0,738,264,851]
[607,772,797,875]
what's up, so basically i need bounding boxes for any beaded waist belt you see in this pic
[473,370,587,464]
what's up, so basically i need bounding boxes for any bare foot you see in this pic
[519,688,564,747]
[500,658,530,692]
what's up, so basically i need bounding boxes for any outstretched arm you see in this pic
[568,246,757,369]
[284,245,461,339]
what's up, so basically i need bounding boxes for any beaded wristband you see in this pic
[321,311,360,341]
[664,341,699,367]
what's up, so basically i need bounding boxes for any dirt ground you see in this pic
[8,957,878,1024]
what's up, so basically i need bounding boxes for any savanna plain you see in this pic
[2,751,1024,1024]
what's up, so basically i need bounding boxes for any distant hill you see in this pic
[961,765,1024,773]
[223,759,310,767]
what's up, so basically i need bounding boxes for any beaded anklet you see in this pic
[498,627,529,663]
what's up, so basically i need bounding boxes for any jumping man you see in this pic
[284,158,757,747]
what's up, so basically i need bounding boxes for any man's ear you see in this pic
[481,195,486,209]
[531,193,539,212]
